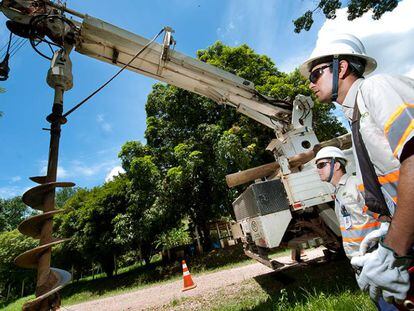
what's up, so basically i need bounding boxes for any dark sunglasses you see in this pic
[309,64,332,84]
[316,161,331,169]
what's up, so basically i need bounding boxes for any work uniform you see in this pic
[342,74,414,310]
[334,174,380,258]
[341,74,414,212]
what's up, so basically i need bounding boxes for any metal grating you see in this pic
[233,179,289,221]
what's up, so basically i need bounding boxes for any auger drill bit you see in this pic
[15,48,74,311]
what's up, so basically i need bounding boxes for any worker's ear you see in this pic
[334,161,341,172]
[338,60,350,79]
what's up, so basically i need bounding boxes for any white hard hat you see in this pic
[299,34,377,78]
[314,146,347,163]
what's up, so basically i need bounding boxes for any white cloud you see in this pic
[278,53,310,74]
[70,159,119,178]
[96,114,112,133]
[405,67,414,78]
[105,166,125,182]
[38,157,119,181]
[70,160,96,177]
[215,1,318,73]
[0,185,30,199]
[314,0,414,78]
[40,165,69,179]
[10,176,22,183]
[216,13,244,38]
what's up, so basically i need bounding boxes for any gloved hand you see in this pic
[351,240,412,304]
[359,222,390,255]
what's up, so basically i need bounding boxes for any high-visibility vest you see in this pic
[341,75,414,215]
[334,174,381,258]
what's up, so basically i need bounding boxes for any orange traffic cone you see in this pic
[181,260,197,291]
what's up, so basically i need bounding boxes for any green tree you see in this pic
[56,177,131,277]
[0,230,37,300]
[0,197,31,232]
[55,187,80,209]
[119,141,152,172]
[294,0,399,33]
[116,147,180,264]
[155,224,192,261]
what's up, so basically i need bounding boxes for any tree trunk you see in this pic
[200,223,212,251]
[21,279,25,297]
[7,283,11,300]
[141,243,152,266]
[100,256,115,278]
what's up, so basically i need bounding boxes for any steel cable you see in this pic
[0,36,25,59]
[63,28,165,118]
[10,39,28,57]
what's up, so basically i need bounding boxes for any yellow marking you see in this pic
[384,103,414,134]
[393,120,414,157]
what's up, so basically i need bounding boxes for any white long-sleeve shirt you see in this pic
[341,75,414,212]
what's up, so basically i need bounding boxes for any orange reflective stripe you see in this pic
[384,104,412,134]
[378,170,399,185]
[343,237,364,242]
[340,221,381,231]
[362,206,380,219]
[358,171,399,188]
[393,120,414,157]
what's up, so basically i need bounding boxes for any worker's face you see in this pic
[309,63,333,103]
[316,159,332,182]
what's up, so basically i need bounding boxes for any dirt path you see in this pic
[68,248,325,311]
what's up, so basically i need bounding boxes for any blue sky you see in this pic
[1,0,413,198]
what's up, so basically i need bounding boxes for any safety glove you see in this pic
[351,239,412,304]
[359,222,390,255]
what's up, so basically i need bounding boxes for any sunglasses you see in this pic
[316,161,331,169]
[309,64,332,84]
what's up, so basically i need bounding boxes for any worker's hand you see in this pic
[351,240,412,304]
[359,222,390,255]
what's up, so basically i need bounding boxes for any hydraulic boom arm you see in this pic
[76,16,292,129]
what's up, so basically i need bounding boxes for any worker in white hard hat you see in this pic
[315,146,380,259]
[301,34,414,309]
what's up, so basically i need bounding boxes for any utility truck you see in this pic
[0,1,352,309]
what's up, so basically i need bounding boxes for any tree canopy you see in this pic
[0,230,37,299]
[293,0,400,33]
[0,197,32,232]
[56,178,131,277]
